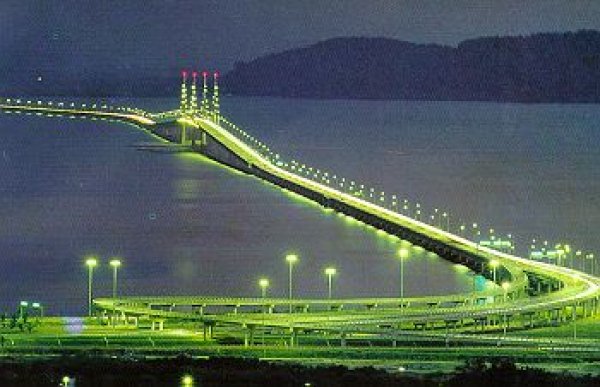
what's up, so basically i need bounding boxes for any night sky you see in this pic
[1,0,600,79]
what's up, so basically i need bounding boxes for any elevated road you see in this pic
[2,98,599,338]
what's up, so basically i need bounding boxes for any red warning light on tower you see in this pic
[181,70,188,78]
[214,71,220,78]
[192,71,198,78]
[202,71,209,78]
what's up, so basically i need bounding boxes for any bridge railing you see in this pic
[1,97,153,119]
[215,114,511,253]
[212,113,597,281]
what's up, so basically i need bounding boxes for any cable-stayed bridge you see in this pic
[1,71,599,346]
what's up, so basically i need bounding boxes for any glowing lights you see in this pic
[398,248,409,259]
[181,374,194,386]
[85,257,98,268]
[259,278,270,289]
[325,267,337,276]
[286,254,298,264]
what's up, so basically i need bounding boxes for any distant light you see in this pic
[85,257,98,267]
[286,254,298,264]
[20,301,28,307]
[192,71,198,78]
[202,71,208,77]
[325,267,336,276]
[214,70,220,78]
[259,278,270,288]
[37,76,43,82]
[398,248,409,259]
[110,259,121,268]
[181,70,188,78]
[181,374,194,386]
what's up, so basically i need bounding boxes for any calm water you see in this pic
[1,97,598,314]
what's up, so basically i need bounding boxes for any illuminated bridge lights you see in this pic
[2,82,599,312]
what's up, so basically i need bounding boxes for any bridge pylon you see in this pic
[212,71,220,124]
[201,71,210,119]
[179,70,189,115]
[188,71,199,115]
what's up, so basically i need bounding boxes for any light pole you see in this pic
[564,244,571,267]
[259,278,269,349]
[85,257,98,317]
[324,267,337,299]
[259,278,270,299]
[109,258,121,299]
[502,281,510,303]
[286,254,298,313]
[32,302,43,319]
[575,250,582,270]
[490,259,499,284]
[501,281,510,337]
[398,248,409,309]
[586,253,595,275]
[442,212,449,231]
[472,223,479,242]
[19,301,28,320]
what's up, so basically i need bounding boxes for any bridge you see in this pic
[1,70,599,346]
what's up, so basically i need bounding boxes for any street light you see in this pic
[85,257,98,317]
[109,258,122,299]
[501,281,510,337]
[32,302,43,319]
[472,223,480,241]
[19,301,28,319]
[501,281,510,303]
[259,278,270,299]
[586,253,595,275]
[490,259,500,284]
[398,248,409,309]
[324,267,337,299]
[286,254,298,313]
[575,250,582,270]
[258,277,270,349]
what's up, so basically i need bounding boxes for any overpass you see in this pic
[2,71,599,344]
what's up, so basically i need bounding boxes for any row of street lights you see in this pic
[259,249,506,315]
[258,254,338,313]
[85,257,122,317]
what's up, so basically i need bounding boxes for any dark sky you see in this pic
[2,0,600,75]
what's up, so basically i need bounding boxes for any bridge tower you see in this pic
[179,70,189,115]
[201,71,210,119]
[212,71,220,124]
[188,71,199,115]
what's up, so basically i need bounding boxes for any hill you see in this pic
[223,30,600,102]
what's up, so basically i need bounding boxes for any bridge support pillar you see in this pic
[203,323,214,340]
[244,325,255,347]
[289,328,298,347]
[151,320,164,331]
